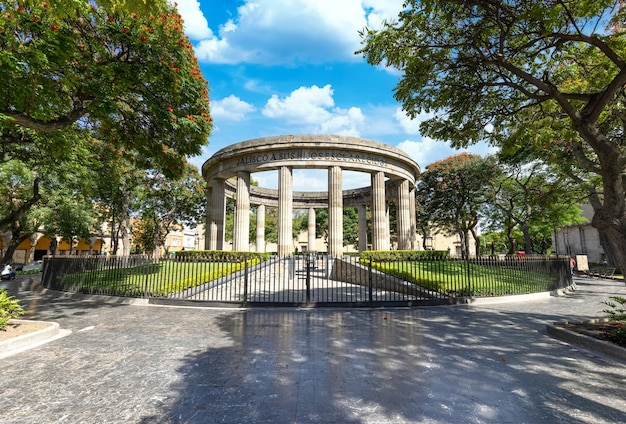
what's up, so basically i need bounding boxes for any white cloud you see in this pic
[263,85,335,123]
[211,95,256,122]
[319,107,365,136]
[397,137,498,170]
[363,0,406,28]
[174,0,212,40]
[262,85,364,135]
[394,107,434,134]
[190,0,405,65]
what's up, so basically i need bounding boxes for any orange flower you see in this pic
[140,34,149,41]
[166,107,173,113]
[121,27,129,33]
[107,16,115,22]
[42,2,48,8]
[50,23,59,30]
[31,17,40,22]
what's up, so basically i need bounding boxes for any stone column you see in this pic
[308,208,316,252]
[396,179,411,250]
[209,179,226,250]
[256,204,266,253]
[358,204,368,252]
[409,184,418,250]
[328,166,343,257]
[204,186,212,250]
[233,171,250,251]
[278,166,293,256]
[371,171,389,250]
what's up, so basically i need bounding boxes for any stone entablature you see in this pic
[202,134,419,184]
[202,134,420,256]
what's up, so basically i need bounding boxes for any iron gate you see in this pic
[41,254,571,307]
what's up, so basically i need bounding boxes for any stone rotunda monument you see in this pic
[202,134,421,256]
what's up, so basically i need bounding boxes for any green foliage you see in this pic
[152,261,255,296]
[342,207,359,247]
[0,0,212,177]
[358,0,626,275]
[418,153,496,258]
[360,250,449,262]
[603,296,626,322]
[602,296,626,345]
[369,259,559,296]
[134,163,206,252]
[486,157,586,254]
[0,289,24,330]
[56,255,268,297]
[174,250,271,262]
[0,0,213,259]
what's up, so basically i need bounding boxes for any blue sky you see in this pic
[177,0,496,190]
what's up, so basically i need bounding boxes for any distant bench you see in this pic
[583,266,616,279]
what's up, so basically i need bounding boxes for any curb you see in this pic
[38,288,149,305]
[546,320,626,362]
[0,319,71,359]
[466,283,577,305]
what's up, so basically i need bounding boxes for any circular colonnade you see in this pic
[202,135,421,256]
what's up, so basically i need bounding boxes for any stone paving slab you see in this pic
[0,277,625,423]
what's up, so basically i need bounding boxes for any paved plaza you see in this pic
[1,276,626,423]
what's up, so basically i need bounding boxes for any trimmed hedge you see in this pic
[359,250,449,262]
[174,250,271,262]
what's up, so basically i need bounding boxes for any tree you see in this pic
[487,158,586,254]
[417,153,496,258]
[342,207,359,247]
[135,163,205,256]
[0,1,212,258]
[0,126,99,262]
[359,1,626,272]
[0,1,212,178]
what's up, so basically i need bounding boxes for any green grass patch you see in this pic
[368,259,557,296]
[58,259,260,297]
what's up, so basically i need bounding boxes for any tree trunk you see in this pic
[586,189,620,267]
[119,179,132,257]
[520,221,533,254]
[470,227,480,257]
[2,228,31,265]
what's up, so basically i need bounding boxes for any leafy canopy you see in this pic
[0,0,212,177]
[359,0,625,151]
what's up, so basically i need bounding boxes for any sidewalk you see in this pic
[1,276,625,423]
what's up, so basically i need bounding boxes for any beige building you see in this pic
[552,204,606,264]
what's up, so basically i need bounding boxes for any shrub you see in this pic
[359,250,449,262]
[174,250,271,262]
[602,296,626,345]
[0,289,25,330]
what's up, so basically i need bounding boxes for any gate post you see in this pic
[306,253,312,305]
[243,261,249,306]
[368,257,373,304]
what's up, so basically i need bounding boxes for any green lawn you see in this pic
[58,259,255,297]
[56,257,560,298]
[369,260,558,296]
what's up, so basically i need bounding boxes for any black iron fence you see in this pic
[40,254,572,307]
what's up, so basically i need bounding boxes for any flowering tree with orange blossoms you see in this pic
[0,1,211,176]
[417,153,497,259]
[0,1,212,257]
